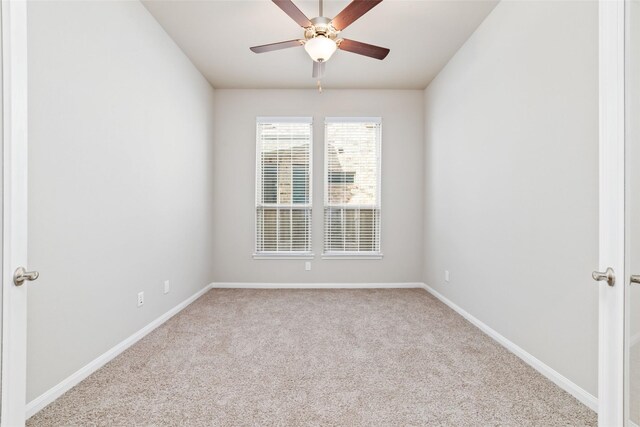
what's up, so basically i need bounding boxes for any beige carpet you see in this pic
[27,289,596,426]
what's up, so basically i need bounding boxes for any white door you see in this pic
[597,0,640,425]
[0,2,32,426]
[626,0,640,425]
[596,0,626,425]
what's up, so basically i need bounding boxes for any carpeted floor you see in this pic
[27,289,596,426]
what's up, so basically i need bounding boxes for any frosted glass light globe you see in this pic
[304,36,337,62]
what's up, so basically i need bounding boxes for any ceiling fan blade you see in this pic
[250,40,304,53]
[338,38,389,60]
[272,0,313,28]
[312,61,326,79]
[331,0,382,31]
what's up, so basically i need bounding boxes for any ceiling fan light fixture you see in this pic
[304,35,337,62]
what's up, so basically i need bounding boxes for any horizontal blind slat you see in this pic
[324,120,381,254]
[256,120,312,254]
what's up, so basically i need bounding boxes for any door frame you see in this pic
[599,0,626,425]
[0,1,628,426]
[0,1,28,426]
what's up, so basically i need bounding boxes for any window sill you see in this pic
[253,253,315,260]
[321,254,384,260]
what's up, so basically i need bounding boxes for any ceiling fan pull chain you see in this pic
[317,80,323,93]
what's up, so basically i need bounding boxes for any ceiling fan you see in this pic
[250,0,390,80]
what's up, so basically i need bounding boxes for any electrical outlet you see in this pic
[445,270,450,283]
[164,280,170,294]
[305,261,311,271]
[137,291,144,307]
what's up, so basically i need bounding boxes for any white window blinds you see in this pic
[324,117,382,255]
[255,117,312,255]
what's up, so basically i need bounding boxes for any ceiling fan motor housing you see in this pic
[249,0,389,74]
[305,17,340,42]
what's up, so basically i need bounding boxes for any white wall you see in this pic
[212,89,424,283]
[26,1,215,402]
[24,0,600,409]
[423,0,598,396]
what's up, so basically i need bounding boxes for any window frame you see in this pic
[253,116,314,259]
[322,117,383,259]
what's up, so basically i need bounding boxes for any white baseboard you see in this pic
[26,282,598,417]
[25,284,212,419]
[211,282,424,289]
[420,283,598,412]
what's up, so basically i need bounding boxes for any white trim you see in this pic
[324,117,382,124]
[26,282,599,419]
[420,283,599,413]
[323,119,382,255]
[211,281,598,411]
[25,284,212,419]
[320,204,378,209]
[624,2,638,426]
[1,2,29,426]
[256,116,312,124]
[253,254,315,260]
[256,203,312,209]
[211,282,422,289]
[321,254,383,260]
[254,119,313,255]
[599,0,626,425]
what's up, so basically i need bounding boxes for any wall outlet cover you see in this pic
[164,280,170,294]
[137,291,144,307]
[445,270,450,282]
[305,261,311,271]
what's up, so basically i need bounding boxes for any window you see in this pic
[255,117,312,256]
[324,117,382,257]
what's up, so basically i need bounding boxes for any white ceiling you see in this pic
[142,0,498,89]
